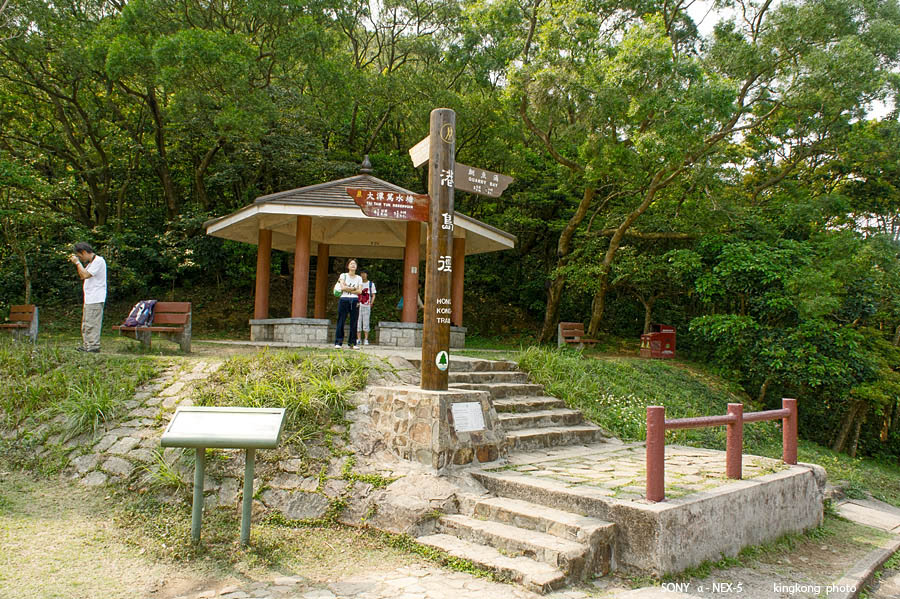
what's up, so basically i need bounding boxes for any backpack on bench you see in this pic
[123,300,157,327]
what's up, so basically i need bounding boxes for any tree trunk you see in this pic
[146,86,178,219]
[588,174,665,337]
[756,376,773,405]
[894,324,900,347]
[832,400,865,453]
[539,275,566,344]
[640,296,656,334]
[881,401,894,442]
[194,139,223,210]
[537,186,596,344]
[849,404,867,458]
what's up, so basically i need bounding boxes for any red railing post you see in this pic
[726,403,743,479]
[782,398,798,465]
[646,406,666,502]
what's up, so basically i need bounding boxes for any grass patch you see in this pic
[0,340,162,473]
[754,439,900,507]
[517,347,776,450]
[193,348,374,441]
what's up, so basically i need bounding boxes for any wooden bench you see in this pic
[557,321,599,349]
[113,302,192,353]
[0,304,39,343]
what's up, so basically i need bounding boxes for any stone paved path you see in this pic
[170,564,607,599]
[69,359,220,488]
[500,442,786,500]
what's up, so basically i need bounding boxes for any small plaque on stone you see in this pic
[451,402,486,432]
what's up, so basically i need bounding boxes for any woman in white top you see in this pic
[334,258,363,348]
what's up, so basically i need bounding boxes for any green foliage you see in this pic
[0,340,161,435]
[517,347,780,450]
[192,349,372,438]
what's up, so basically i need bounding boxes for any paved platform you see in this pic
[501,442,787,501]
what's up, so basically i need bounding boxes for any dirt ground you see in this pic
[0,471,417,599]
[2,470,897,599]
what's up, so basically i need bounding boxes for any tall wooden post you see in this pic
[254,228,272,320]
[314,243,330,319]
[451,237,465,327]
[402,222,420,323]
[291,216,311,318]
[421,108,455,390]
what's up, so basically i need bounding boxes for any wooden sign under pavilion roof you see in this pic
[203,173,516,259]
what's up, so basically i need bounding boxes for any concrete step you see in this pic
[499,408,584,431]
[450,382,545,399]
[472,470,613,519]
[408,358,518,372]
[473,496,615,575]
[448,371,529,384]
[416,533,567,593]
[506,425,608,451]
[437,514,589,579]
[494,396,568,413]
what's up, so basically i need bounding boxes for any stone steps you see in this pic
[506,425,608,451]
[415,533,567,593]
[410,355,622,594]
[473,496,615,575]
[448,371,530,384]
[493,396,568,413]
[408,358,518,372]
[499,408,585,431]
[437,514,590,579]
[471,470,614,518]
[450,382,545,399]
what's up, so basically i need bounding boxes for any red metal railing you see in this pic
[645,398,798,502]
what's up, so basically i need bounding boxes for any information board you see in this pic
[162,406,286,449]
[451,402,486,433]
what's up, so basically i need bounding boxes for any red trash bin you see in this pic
[640,324,675,359]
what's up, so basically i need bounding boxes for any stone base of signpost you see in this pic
[377,322,466,348]
[368,386,507,470]
[250,318,330,344]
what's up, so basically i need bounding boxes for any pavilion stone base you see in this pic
[378,322,466,348]
[368,386,508,470]
[250,318,330,345]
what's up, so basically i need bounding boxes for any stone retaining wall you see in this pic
[377,322,466,348]
[250,318,330,345]
[368,386,507,470]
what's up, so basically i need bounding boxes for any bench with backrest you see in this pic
[557,321,599,349]
[0,304,39,343]
[113,302,191,352]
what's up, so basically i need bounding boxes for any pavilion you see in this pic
[204,160,516,347]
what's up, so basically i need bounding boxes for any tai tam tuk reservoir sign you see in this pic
[346,187,430,221]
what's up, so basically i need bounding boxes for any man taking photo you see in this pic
[69,242,107,353]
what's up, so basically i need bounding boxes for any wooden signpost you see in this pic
[412,109,513,391]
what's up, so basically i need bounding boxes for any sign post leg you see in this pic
[191,447,206,543]
[241,447,256,546]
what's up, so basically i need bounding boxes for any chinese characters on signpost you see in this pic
[346,187,430,222]
[453,163,514,198]
[408,110,514,391]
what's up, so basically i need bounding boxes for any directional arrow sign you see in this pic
[454,162,514,198]
[408,136,430,168]
[346,187,430,222]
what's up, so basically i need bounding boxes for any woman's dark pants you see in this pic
[335,297,359,346]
